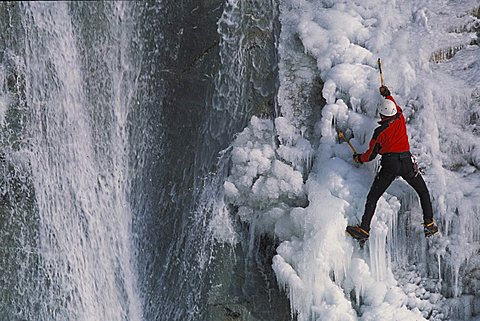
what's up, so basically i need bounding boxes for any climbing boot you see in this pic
[423,221,438,237]
[346,225,369,241]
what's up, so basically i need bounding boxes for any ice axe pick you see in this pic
[338,131,357,155]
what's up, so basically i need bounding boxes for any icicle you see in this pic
[437,253,442,285]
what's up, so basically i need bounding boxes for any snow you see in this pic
[213,0,480,320]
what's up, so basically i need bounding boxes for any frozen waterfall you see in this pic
[218,0,480,320]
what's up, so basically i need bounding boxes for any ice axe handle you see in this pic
[338,131,357,154]
[377,58,384,86]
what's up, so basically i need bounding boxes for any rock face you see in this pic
[129,1,293,321]
[207,236,293,321]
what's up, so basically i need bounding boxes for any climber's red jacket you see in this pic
[359,96,410,163]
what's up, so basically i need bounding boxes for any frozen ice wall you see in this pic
[218,0,480,320]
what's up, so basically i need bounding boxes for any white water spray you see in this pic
[21,3,142,320]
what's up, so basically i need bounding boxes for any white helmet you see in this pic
[378,99,397,117]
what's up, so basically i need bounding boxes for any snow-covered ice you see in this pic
[214,0,480,320]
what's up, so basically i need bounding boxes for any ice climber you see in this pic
[346,85,438,241]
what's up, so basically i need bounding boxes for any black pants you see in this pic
[361,154,433,230]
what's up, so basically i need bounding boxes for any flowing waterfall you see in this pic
[0,2,143,320]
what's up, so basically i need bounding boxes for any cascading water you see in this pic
[0,0,290,320]
[0,1,276,320]
[0,2,143,320]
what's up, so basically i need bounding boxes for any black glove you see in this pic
[353,153,363,164]
[379,85,391,97]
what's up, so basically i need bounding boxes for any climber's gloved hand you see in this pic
[379,85,391,97]
[353,153,363,164]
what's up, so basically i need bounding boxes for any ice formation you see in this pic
[223,116,313,234]
[216,0,480,320]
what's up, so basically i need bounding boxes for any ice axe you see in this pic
[338,131,357,155]
[377,58,384,86]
